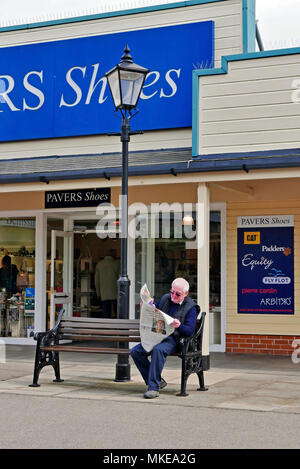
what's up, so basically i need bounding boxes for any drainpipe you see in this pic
[256,20,264,51]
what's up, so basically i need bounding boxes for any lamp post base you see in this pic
[115,275,131,382]
[115,354,131,382]
[117,276,130,319]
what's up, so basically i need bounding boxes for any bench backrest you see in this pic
[58,316,140,342]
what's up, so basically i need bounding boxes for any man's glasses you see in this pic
[170,289,183,298]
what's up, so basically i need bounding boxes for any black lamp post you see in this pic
[105,45,149,382]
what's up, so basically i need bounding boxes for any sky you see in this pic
[0,0,300,50]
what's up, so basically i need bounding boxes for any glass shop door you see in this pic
[49,230,73,328]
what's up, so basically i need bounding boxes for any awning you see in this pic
[0,147,300,184]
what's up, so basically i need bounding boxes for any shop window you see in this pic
[135,212,197,318]
[134,209,222,347]
[0,218,36,338]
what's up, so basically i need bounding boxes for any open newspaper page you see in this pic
[140,284,175,352]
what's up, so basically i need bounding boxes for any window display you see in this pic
[0,218,36,338]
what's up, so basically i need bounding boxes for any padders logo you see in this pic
[244,232,260,244]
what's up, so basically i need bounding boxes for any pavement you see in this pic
[2,345,300,449]
[1,344,300,414]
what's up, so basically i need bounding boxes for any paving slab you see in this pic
[2,346,300,416]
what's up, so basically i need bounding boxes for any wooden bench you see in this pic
[29,309,207,396]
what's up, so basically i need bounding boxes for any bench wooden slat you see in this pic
[40,345,130,354]
[60,317,139,325]
[59,335,140,342]
[59,328,140,336]
[60,322,140,330]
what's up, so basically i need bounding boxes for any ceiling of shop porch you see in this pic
[210,178,300,203]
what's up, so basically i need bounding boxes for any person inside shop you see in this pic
[95,248,119,318]
[130,277,199,399]
[0,255,19,295]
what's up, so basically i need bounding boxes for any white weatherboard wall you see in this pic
[198,52,300,155]
[0,0,243,160]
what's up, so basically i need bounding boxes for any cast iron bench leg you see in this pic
[28,343,42,387]
[176,355,189,397]
[197,369,208,391]
[52,352,64,383]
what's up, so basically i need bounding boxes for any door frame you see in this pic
[210,202,226,352]
[49,229,73,328]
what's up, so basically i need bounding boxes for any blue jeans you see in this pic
[130,335,178,391]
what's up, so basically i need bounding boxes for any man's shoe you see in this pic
[159,378,167,390]
[144,390,159,399]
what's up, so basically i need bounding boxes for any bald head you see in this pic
[172,278,189,294]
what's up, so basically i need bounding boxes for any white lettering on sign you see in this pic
[85,63,108,105]
[261,245,285,252]
[160,69,181,98]
[59,66,87,108]
[0,75,21,111]
[0,63,182,113]
[23,71,45,111]
[84,191,109,202]
[46,190,110,207]
[260,297,291,306]
[262,276,291,284]
[241,253,274,271]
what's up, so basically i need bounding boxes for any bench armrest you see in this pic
[177,311,206,356]
[33,308,65,344]
[33,331,48,341]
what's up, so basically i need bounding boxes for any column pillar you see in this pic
[197,183,210,370]
[34,213,47,333]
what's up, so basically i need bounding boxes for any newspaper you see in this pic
[139,284,175,352]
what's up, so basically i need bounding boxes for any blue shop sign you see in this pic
[0,21,214,142]
[237,216,294,315]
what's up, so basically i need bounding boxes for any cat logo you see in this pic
[244,232,260,244]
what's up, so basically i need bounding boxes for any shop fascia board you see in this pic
[192,45,300,156]
[1,166,300,193]
[0,0,246,33]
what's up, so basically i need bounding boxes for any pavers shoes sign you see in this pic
[45,188,110,208]
[0,21,214,141]
[237,215,294,315]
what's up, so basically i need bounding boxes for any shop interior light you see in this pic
[182,215,195,226]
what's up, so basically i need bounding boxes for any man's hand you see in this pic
[172,318,181,328]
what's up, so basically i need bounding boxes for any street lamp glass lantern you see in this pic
[105,45,149,111]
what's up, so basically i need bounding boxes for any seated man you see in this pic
[130,277,198,399]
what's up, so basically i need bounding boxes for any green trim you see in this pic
[0,0,227,32]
